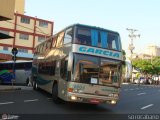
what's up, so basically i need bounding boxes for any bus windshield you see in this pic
[73,26,121,51]
[73,54,121,87]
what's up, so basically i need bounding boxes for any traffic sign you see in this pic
[12,48,18,55]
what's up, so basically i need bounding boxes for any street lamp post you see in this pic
[126,28,140,83]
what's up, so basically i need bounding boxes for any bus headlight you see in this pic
[111,100,116,104]
[71,95,77,100]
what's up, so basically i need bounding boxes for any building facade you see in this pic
[136,45,160,59]
[0,13,54,60]
[144,45,160,57]
[0,0,15,20]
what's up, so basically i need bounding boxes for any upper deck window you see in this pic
[74,26,121,51]
[64,28,73,44]
[107,32,120,50]
[76,27,91,46]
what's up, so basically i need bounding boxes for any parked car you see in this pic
[133,77,146,84]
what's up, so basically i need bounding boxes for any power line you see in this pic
[5,20,50,35]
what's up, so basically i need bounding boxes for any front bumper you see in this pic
[66,92,118,104]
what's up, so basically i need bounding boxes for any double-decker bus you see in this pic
[32,24,124,104]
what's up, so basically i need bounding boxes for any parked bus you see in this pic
[0,60,32,84]
[32,24,124,104]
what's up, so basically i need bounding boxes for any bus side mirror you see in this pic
[68,52,73,72]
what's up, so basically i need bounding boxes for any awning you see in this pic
[0,32,14,39]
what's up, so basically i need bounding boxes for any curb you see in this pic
[0,87,22,91]
[122,83,130,85]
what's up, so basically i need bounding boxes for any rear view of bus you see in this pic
[32,24,123,105]
[67,24,123,104]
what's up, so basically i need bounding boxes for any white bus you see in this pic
[32,24,124,104]
[0,60,32,84]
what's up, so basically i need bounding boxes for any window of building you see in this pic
[21,17,30,24]
[18,49,28,53]
[38,36,45,42]
[39,21,48,28]
[3,47,8,51]
[19,33,29,40]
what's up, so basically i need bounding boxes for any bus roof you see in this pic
[36,23,120,48]
[57,23,120,35]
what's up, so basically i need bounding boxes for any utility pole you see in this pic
[126,28,140,83]
[11,48,18,86]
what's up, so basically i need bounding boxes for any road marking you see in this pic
[135,88,139,90]
[158,90,160,92]
[137,92,146,95]
[47,98,52,100]
[130,89,134,90]
[124,89,128,91]
[141,104,153,110]
[24,99,38,102]
[0,102,14,105]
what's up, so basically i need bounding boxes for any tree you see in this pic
[151,57,160,75]
[132,57,160,75]
[122,49,126,61]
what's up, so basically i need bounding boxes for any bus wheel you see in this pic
[52,84,61,104]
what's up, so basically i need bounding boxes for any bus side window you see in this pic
[52,36,58,48]
[108,33,120,50]
[50,61,56,75]
[60,59,68,80]
[56,32,64,47]
[64,28,72,44]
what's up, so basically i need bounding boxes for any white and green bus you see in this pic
[32,24,124,104]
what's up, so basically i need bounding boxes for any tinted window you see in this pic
[108,33,120,50]
[74,26,121,51]
[75,27,91,46]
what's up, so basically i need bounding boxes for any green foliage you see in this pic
[122,49,126,61]
[132,57,160,75]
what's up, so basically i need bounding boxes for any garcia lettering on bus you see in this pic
[72,44,122,60]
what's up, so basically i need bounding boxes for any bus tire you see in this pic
[52,83,61,104]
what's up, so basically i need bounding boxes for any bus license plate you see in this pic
[91,78,97,84]
[90,99,100,104]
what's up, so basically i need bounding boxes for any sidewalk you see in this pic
[122,82,160,87]
[0,85,33,91]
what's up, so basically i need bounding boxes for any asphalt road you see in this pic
[0,84,160,120]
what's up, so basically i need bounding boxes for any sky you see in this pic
[25,0,160,54]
